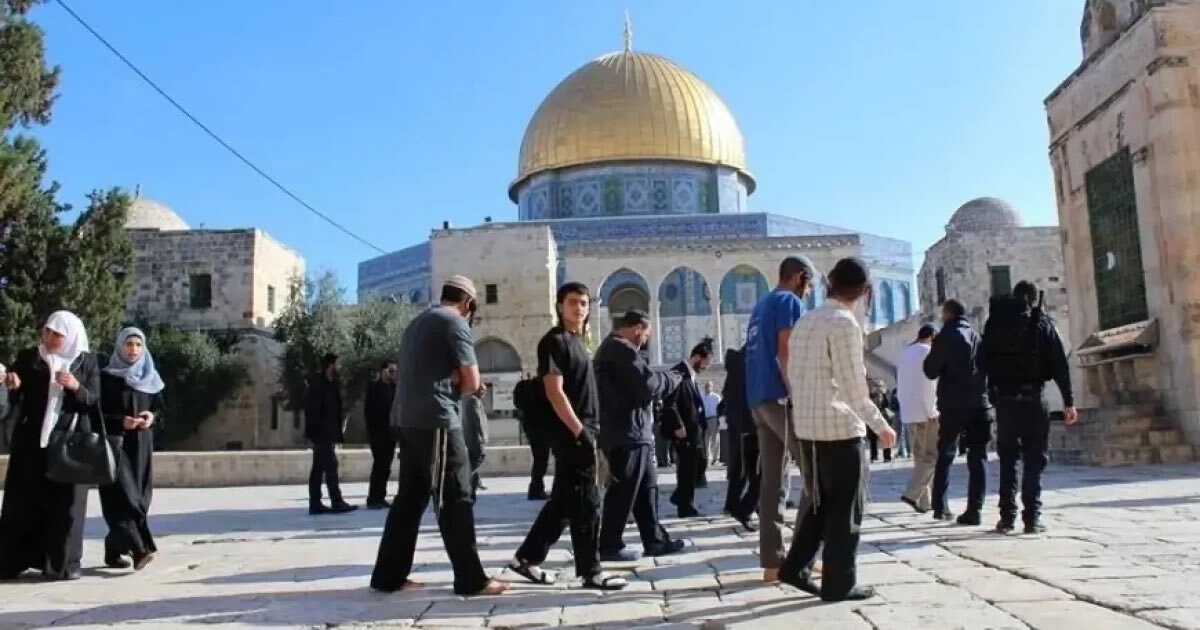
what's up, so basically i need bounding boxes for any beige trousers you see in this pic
[902,420,939,510]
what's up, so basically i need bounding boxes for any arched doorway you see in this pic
[881,281,896,325]
[599,268,651,332]
[475,337,522,420]
[659,266,713,364]
[719,265,769,350]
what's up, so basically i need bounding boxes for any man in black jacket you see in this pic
[923,299,989,526]
[664,339,714,518]
[364,360,398,509]
[721,346,760,531]
[595,310,687,562]
[984,281,1077,535]
[307,353,357,515]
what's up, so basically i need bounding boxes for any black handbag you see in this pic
[46,410,120,486]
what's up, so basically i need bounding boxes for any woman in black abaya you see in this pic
[98,326,164,571]
[0,311,98,581]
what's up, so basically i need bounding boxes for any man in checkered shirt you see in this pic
[778,257,896,602]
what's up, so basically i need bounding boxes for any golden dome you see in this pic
[510,50,753,201]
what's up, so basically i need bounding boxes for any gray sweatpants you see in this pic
[752,401,805,569]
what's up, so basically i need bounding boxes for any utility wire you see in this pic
[53,0,387,254]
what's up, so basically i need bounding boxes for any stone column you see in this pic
[649,295,664,365]
[704,270,726,360]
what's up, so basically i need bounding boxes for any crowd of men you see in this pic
[299,255,1076,602]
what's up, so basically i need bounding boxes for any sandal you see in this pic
[583,571,628,590]
[508,559,557,585]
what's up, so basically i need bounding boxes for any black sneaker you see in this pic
[1023,522,1046,535]
[778,573,820,596]
[330,502,359,514]
[995,519,1015,534]
[735,515,759,532]
[599,548,642,562]
[956,511,982,526]
[105,553,132,569]
[527,488,549,501]
[932,511,954,522]
[677,507,701,518]
[901,496,929,514]
[645,539,692,557]
[309,503,332,515]
[366,500,390,510]
[823,586,876,602]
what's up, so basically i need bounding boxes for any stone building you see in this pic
[359,37,915,427]
[912,197,1074,411]
[1042,0,1200,464]
[125,195,307,450]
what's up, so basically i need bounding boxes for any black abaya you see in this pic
[97,372,162,560]
[0,348,100,580]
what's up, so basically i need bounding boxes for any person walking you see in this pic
[306,353,356,515]
[702,381,722,465]
[745,256,815,583]
[778,257,896,603]
[664,340,714,518]
[898,324,939,514]
[364,360,398,509]
[461,385,489,500]
[983,281,1077,534]
[595,310,688,562]
[923,299,991,525]
[867,380,893,463]
[0,311,99,581]
[721,346,760,532]
[98,327,165,572]
[508,282,628,590]
[370,276,507,596]
[513,373,552,501]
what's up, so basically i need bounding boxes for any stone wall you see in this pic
[0,446,549,489]
[1046,4,1200,440]
[430,223,558,374]
[128,228,303,331]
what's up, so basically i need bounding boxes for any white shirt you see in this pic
[897,342,938,424]
[787,300,891,441]
[703,391,722,419]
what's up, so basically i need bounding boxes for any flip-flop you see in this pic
[583,571,628,590]
[508,560,558,585]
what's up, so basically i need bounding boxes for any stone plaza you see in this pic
[1,460,1198,629]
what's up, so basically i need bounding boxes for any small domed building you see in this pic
[358,36,916,420]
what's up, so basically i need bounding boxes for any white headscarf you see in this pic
[37,311,89,448]
[104,327,164,395]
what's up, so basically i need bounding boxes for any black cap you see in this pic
[917,324,938,340]
[618,309,650,328]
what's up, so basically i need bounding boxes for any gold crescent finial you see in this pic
[623,10,633,52]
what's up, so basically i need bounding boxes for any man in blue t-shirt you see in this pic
[744,256,816,584]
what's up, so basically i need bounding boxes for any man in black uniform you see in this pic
[923,299,991,526]
[364,360,398,509]
[664,339,714,518]
[508,282,628,590]
[595,310,687,562]
[306,353,356,515]
[983,280,1078,534]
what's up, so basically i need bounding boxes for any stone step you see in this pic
[1093,428,1183,448]
[1090,444,1198,466]
[1081,403,1165,423]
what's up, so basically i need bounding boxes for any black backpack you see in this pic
[513,377,553,434]
[983,294,1044,385]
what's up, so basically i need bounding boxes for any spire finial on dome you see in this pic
[134,184,141,199]
[623,10,633,52]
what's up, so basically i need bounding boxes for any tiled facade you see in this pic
[516,162,748,220]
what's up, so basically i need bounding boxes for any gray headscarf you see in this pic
[104,327,165,395]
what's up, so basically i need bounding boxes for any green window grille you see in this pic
[1084,147,1148,330]
[935,268,946,304]
[989,265,1012,297]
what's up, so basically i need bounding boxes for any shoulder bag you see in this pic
[46,410,119,486]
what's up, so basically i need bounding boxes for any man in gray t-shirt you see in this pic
[371,275,508,597]
[391,305,477,430]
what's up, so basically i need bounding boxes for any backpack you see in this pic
[512,377,553,436]
[983,295,1044,385]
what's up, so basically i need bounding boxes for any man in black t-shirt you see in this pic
[508,282,628,590]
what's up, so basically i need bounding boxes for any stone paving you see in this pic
[1,459,1199,629]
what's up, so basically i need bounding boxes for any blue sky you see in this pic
[31,1,1083,299]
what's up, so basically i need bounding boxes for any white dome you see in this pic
[126,197,189,231]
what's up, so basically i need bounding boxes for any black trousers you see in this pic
[309,440,344,505]
[655,435,673,467]
[866,430,891,462]
[724,432,761,520]
[932,408,991,515]
[516,431,601,577]
[599,444,671,554]
[995,396,1050,526]
[779,438,868,600]
[524,424,550,495]
[671,438,703,512]
[367,434,396,505]
[371,427,489,595]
